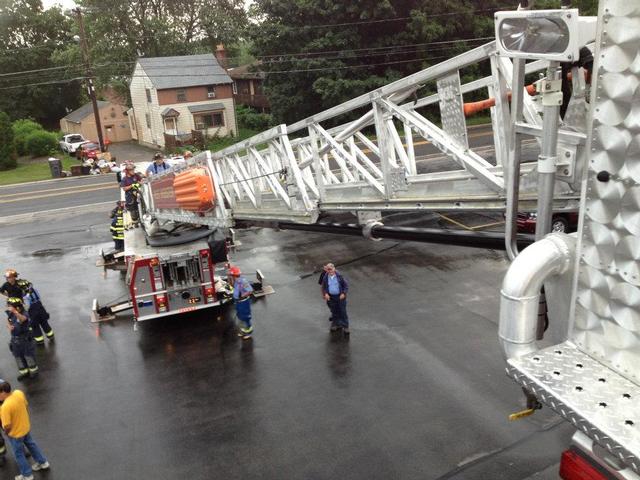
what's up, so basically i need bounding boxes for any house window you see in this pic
[194,112,224,129]
[145,88,152,103]
[207,85,216,98]
[145,113,151,129]
[176,88,187,102]
[232,82,237,95]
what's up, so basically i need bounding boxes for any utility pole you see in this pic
[72,7,105,152]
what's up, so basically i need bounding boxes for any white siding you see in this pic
[131,61,239,148]
[161,98,237,139]
[130,63,163,148]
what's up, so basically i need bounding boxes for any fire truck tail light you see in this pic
[205,287,215,296]
[150,257,160,266]
[199,249,209,257]
[156,295,167,312]
[559,449,610,480]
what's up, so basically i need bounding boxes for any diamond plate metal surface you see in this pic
[508,342,640,474]
[437,72,468,148]
[572,0,640,382]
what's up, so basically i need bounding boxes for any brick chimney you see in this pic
[214,44,228,69]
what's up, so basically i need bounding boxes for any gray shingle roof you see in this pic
[160,107,180,117]
[187,103,225,113]
[63,101,110,123]
[137,54,232,90]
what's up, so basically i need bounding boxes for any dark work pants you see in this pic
[327,294,349,328]
[29,302,53,342]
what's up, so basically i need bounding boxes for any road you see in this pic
[0,207,570,479]
[0,124,503,219]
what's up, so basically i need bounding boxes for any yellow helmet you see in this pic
[6,297,23,308]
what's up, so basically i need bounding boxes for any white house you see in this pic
[129,53,237,149]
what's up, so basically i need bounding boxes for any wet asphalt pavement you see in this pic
[0,209,571,479]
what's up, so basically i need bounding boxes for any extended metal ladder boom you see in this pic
[144,35,590,237]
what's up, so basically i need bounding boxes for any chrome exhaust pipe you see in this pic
[499,233,574,359]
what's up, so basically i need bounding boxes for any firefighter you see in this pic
[110,200,125,251]
[120,163,144,225]
[228,266,254,339]
[0,269,22,299]
[17,279,54,345]
[5,298,38,380]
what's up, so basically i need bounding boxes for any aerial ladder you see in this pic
[98,1,639,477]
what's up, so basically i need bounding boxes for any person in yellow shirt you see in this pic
[0,381,49,480]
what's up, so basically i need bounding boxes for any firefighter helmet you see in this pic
[6,297,23,308]
[16,279,31,293]
[228,266,241,277]
[4,269,18,279]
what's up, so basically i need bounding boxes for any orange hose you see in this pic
[463,84,537,117]
[173,168,215,211]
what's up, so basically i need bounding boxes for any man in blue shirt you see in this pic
[228,266,254,339]
[320,263,350,334]
[146,152,171,176]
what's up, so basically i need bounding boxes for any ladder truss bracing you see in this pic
[147,41,585,227]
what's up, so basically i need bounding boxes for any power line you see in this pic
[0,77,85,91]
[0,36,493,80]
[0,4,506,56]
[0,53,454,89]
[0,37,493,80]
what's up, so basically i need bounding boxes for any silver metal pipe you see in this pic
[499,233,573,359]
[535,62,561,240]
[505,58,527,260]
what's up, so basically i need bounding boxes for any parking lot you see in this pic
[0,208,573,479]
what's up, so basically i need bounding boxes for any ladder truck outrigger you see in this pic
[95,0,638,477]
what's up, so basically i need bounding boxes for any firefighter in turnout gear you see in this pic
[228,266,254,339]
[5,298,38,380]
[110,201,125,251]
[0,269,22,299]
[17,280,54,345]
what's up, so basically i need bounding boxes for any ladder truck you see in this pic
[94,1,638,477]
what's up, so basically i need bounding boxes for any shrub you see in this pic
[12,119,44,156]
[0,112,17,170]
[236,105,274,131]
[24,130,59,157]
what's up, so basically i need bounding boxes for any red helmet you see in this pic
[228,266,241,277]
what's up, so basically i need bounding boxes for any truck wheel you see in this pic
[551,216,569,233]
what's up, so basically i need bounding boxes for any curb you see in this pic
[0,201,114,226]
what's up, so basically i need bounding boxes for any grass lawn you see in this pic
[0,155,78,186]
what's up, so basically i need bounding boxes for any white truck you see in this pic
[95,1,638,476]
[59,133,87,154]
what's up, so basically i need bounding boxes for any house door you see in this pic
[164,117,177,135]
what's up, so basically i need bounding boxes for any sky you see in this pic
[42,0,77,9]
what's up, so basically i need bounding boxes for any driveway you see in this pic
[108,140,157,163]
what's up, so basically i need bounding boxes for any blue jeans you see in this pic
[235,299,252,332]
[327,295,349,328]
[8,432,47,476]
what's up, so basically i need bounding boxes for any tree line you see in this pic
[0,0,598,131]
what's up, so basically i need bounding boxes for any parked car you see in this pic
[516,212,579,233]
[76,142,101,160]
[59,134,87,154]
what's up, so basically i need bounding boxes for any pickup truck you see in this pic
[59,134,87,154]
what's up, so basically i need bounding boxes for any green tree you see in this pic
[12,119,43,156]
[71,0,248,101]
[0,111,17,170]
[249,0,503,125]
[0,0,83,127]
